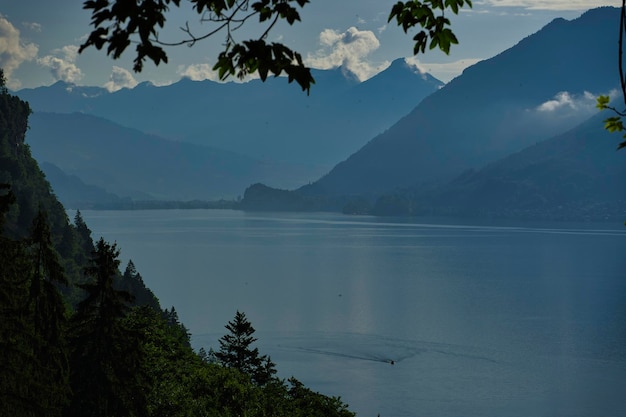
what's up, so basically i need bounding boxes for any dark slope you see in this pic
[306,7,620,196]
[0,82,159,306]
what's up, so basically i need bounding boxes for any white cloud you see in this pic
[484,0,620,10]
[306,27,389,81]
[0,15,39,89]
[177,63,262,83]
[177,63,221,82]
[37,45,83,83]
[22,22,42,32]
[404,57,483,83]
[103,66,138,92]
[536,91,598,112]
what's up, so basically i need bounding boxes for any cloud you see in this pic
[177,63,221,82]
[483,0,620,10]
[22,22,42,32]
[0,15,39,89]
[103,66,138,92]
[536,91,598,113]
[306,27,389,81]
[177,62,262,83]
[405,57,483,83]
[37,45,83,83]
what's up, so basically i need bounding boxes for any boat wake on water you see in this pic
[270,332,502,366]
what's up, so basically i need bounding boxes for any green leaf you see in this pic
[596,95,611,110]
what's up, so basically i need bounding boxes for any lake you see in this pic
[79,209,626,417]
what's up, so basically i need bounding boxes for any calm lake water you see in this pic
[79,209,626,417]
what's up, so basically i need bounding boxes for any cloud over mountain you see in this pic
[306,27,390,81]
[37,45,83,84]
[536,91,596,112]
[177,63,221,82]
[0,15,38,89]
[104,66,138,92]
[405,57,483,83]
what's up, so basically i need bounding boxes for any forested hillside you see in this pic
[0,70,355,417]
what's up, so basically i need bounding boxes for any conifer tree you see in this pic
[67,238,147,417]
[0,223,37,417]
[215,310,277,385]
[163,306,192,347]
[25,209,70,416]
[119,259,160,310]
[72,210,94,266]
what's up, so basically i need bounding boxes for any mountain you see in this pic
[26,112,320,201]
[304,7,621,197]
[240,107,626,220]
[17,61,443,168]
[372,110,626,220]
[38,162,127,209]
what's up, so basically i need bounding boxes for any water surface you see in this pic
[80,210,626,417]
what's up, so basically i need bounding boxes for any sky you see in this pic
[0,0,621,91]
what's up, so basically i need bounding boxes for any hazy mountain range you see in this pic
[19,59,442,167]
[19,59,442,203]
[304,7,621,197]
[17,7,626,219]
[244,7,625,220]
[27,111,319,201]
[368,110,626,220]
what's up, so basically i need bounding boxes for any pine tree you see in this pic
[25,209,70,416]
[0,231,37,417]
[163,306,191,347]
[119,259,161,310]
[72,210,94,266]
[66,238,147,417]
[215,310,277,385]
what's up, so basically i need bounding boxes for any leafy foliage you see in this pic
[79,0,470,93]
[80,0,315,91]
[596,2,626,152]
[596,94,626,150]
[388,0,472,54]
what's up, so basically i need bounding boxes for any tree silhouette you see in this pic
[79,0,471,93]
[26,209,70,417]
[215,310,277,385]
[67,238,147,417]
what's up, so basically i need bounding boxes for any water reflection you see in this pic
[80,210,626,417]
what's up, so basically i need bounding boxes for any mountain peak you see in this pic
[307,6,621,196]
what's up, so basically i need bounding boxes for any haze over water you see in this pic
[80,209,626,417]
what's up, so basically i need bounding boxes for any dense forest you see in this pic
[0,69,355,417]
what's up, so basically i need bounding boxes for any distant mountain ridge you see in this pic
[18,60,443,168]
[304,7,621,197]
[27,112,320,200]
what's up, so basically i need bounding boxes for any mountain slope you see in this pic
[424,110,626,218]
[38,162,126,209]
[26,112,319,200]
[305,7,621,197]
[373,110,626,220]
